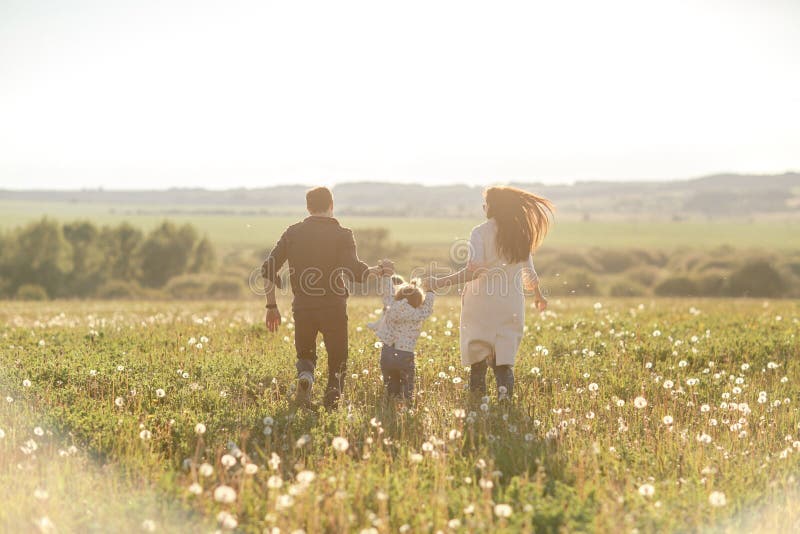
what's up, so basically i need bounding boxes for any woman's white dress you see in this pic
[459,219,538,367]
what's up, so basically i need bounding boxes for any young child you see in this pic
[369,273,435,401]
[366,274,406,331]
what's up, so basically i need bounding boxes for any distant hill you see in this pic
[2,173,798,219]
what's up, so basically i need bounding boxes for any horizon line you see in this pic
[1,170,798,193]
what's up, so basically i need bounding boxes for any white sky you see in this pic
[1,0,798,190]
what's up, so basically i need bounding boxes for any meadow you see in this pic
[2,297,799,533]
[2,199,800,249]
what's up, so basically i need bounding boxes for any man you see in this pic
[261,186,391,409]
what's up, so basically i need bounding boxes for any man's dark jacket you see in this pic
[261,216,370,310]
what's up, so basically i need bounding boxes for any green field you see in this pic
[2,199,800,250]
[2,297,799,532]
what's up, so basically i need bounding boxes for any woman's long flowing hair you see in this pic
[484,186,554,263]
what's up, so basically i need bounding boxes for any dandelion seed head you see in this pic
[709,491,727,507]
[213,485,237,504]
[244,463,258,475]
[198,463,214,477]
[296,470,316,485]
[332,436,349,453]
[638,484,655,497]
[217,511,238,530]
[494,504,513,518]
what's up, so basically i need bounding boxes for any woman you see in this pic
[430,186,553,400]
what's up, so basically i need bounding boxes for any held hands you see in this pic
[378,259,395,277]
[421,276,434,292]
[265,307,282,332]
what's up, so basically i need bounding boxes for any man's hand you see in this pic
[266,307,282,332]
[379,259,395,276]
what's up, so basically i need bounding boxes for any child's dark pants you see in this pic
[380,344,415,400]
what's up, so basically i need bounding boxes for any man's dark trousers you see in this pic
[293,305,348,408]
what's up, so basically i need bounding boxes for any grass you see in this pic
[2,199,800,249]
[1,297,799,532]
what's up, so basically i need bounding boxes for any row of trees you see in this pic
[2,219,796,300]
[0,219,216,299]
[532,248,799,298]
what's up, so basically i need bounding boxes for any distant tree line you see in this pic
[3,219,797,301]
[532,247,800,299]
[0,219,217,299]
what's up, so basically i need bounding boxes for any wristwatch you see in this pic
[265,303,278,309]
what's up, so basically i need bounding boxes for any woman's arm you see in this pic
[522,255,539,291]
[431,225,485,290]
[524,255,547,311]
[430,266,480,291]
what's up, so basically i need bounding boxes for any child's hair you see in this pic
[394,279,424,308]
[391,274,405,286]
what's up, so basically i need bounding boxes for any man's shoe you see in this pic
[295,371,313,407]
[323,388,341,411]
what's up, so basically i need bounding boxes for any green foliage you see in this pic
[101,222,144,280]
[207,276,246,298]
[0,218,216,298]
[626,265,663,287]
[95,280,145,299]
[164,273,213,299]
[161,273,244,300]
[728,260,786,297]
[63,221,107,296]
[1,218,72,298]
[190,237,216,273]
[654,276,698,296]
[694,270,728,297]
[609,280,648,297]
[548,270,600,297]
[14,283,48,300]
[1,216,799,301]
[550,251,598,272]
[590,248,637,273]
[352,227,410,263]
[139,222,200,288]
